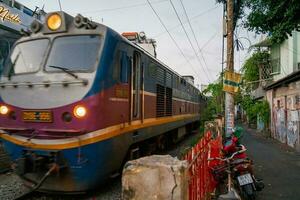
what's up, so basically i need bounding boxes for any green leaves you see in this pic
[238,51,270,126]
[202,77,224,121]
[245,0,300,43]
[254,100,270,124]
[240,96,270,125]
[241,51,269,92]
[217,0,300,43]
[242,51,269,82]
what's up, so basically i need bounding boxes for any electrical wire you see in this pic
[179,0,215,80]
[168,0,212,82]
[153,5,219,38]
[80,0,168,14]
[146,0,204,83]
[201,31,219,50]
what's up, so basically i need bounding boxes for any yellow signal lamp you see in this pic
[0,105,9,115]
[73,105,87,118]
[47,13,62,31]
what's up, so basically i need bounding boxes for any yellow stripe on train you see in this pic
[0,114,199,150]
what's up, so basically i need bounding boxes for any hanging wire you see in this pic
[178,0,214,81]
[146,0,204,83]
[169,0,212,82]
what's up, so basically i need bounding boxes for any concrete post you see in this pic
[122,155,188,200]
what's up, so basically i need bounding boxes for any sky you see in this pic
[18,0,257,89]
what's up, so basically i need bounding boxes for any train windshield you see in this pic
[45,35,101,72]
[3,39,49,76]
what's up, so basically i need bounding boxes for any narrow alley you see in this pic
[242,126,300,200]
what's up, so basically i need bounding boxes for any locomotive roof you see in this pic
[117,32,199,91]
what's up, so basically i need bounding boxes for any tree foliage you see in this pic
[244,0,300,42]
[202,79,223,121]
[216,0,300,43]
[240,96,270,125]
[244,0,300,43]
[241,51,269,84]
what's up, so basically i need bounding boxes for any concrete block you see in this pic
[122,155,188,200]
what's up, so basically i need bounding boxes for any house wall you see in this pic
[266,81,300,151]
[272,31,300,81]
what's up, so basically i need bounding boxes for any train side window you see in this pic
[120,51,129,83]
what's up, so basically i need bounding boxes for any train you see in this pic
[0,11,204,193]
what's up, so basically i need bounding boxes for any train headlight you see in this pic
[47,13,62,31]
[0,105,9,115]
[73,106,87,118]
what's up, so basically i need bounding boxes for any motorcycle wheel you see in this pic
[241,184,256,200]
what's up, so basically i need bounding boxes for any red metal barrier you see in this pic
[184,130,222,200]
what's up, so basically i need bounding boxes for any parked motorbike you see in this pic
[209,145,264,200]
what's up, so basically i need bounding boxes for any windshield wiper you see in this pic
[48,65,78,79]
[8,52,21,80]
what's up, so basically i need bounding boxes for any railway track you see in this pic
[0,131,202,200]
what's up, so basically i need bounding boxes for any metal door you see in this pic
[131,51,142,121]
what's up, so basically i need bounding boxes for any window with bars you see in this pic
[271,58,281,74]
[271,44,281,74]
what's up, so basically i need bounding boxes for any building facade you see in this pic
[0,0,45,74]
[263,31,300,151]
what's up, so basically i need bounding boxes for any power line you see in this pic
[80,0,168,14]
[169,0,212,82]
[152,5,219,38]
[179,0,215,81]
[201,31,219,50]
[146,0,204,84]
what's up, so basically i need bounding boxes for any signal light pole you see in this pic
[225,0,235,137]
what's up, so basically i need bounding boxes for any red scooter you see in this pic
[209,132,264,200]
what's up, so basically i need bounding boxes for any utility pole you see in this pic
[225,0,235,137]
[221,3,226,116]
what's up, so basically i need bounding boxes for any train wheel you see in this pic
[141,141,156,156]
[157,135,167,151]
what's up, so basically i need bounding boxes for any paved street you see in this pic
[241,126,300,200]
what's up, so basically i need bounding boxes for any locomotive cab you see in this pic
[0,13,111,191]
[0,12,105,134]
